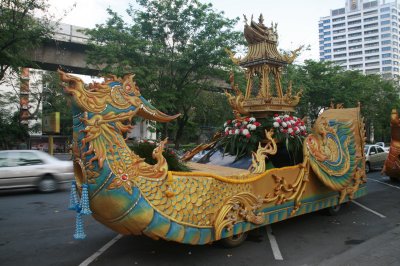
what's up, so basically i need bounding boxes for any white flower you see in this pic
[224,122,227,127]
[284,114,289,118]
[225,127,230,132]
[247,124,251,129]
[235,129,240,135]
[242,129,250,135]
[273,122,280,128]
[243,121,248,125]
[286,121,291,125]
[282,122,287,128]
[249,125,257,131]
[288,128,293,133]
[232,119,237,123]
[249,117,256,122]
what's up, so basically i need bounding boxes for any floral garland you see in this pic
[220,117,264,159]
[218,114,308,163]
[224,117,262,138]
[272,114,307,139]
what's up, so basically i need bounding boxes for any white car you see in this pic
[364,144,388,173]
[375,142,390,152]
[0,150,73,192]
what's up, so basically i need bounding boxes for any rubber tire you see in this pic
[38,175,58,193]
[219,232,248,248]
[365,162,371,174]
[326,204,341,216]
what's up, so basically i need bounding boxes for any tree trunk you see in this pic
[174,115,188,149]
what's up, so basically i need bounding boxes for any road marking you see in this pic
[266,226,283,260]
[369,178,400,190]
[351,200,386,218]
[79,234,123,266]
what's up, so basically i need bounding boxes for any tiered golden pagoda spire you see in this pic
[226,14,303,118]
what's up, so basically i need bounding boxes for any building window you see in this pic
[365,42,379,48]
[324,49,332,53]
[382,46,391,51]
[364,30,379,35]
[382,40,391,45]
[381,27,391,32]
[393,48,399,53]
[334,47,346,52]
[365,62,380,67]
[365,23,378,28]
[332,8,345,16]
[381,20,391,25]
[349,38,362,43]
[365,68,380,74]
[333,35,346,40]
[380,13,390,19]
[334,53,347,58]
[382,53,392,58]
[324,55,332,59]
[382,66,392,71]
[364,16,378,22]
[381,33,391,38]
[349,45,362,50]
[323,19,331,23]
[324,43,332,47]
[333,17,345,22]
[350,64,363,69]
[324,31,331,35]
[324,37,331,41]
[364,36,379,41]
[382,60,392,65]
[380,7,390,13]
[366,55,380,60]
[350,51,363,56]
[393,28,398,33]
[333,22,345,28]
[366,49,379,54]
[333,41,346,46]
[349,26,362,31]
[324,25,331,29]
[348,20,361,25]
[348,13,361,19]
[348,32,362,37]
[333,29,346,34]
[349,57,363,62]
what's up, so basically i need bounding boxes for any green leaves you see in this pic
[85,0,243,147]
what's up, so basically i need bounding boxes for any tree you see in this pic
[284,60,400,142]
[41,71,72,136]
[84,0,243,148]
[0,0,56,83]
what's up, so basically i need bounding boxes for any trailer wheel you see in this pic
[326,204,341,216]
[219,232,248,248]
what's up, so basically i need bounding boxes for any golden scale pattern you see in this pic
[105,144,252,227]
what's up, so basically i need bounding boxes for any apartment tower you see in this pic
[319,0,400,79]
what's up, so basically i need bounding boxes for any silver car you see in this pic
[364,144,388,173]
[0,150,73,192]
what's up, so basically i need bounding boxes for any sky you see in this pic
[46,0,346,63]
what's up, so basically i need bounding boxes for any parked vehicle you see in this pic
[375,142,390,152]
[0,150,73,192]
[365,144,388,173]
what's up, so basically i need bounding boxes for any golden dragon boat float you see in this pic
[383,109,400,181]
[62,15,367,247]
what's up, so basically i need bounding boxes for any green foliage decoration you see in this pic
[129,140,190,171]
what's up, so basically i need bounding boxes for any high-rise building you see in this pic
[319,0,400,79]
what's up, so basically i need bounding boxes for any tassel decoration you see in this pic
[73,213,86,240]
[68,181,79,211]
[79,184,92,215]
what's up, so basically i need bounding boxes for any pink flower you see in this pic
[253,122,261,127]
[245,133,251,138]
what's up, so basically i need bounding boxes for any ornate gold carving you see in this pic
[214,192,264,240]
[263,148,310,215]
[249,129,277,173]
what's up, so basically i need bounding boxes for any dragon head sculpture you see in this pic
[58,70,180,123]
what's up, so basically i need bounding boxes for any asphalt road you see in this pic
[1,171,399,266]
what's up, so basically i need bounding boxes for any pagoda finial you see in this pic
[259,14,264,24]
